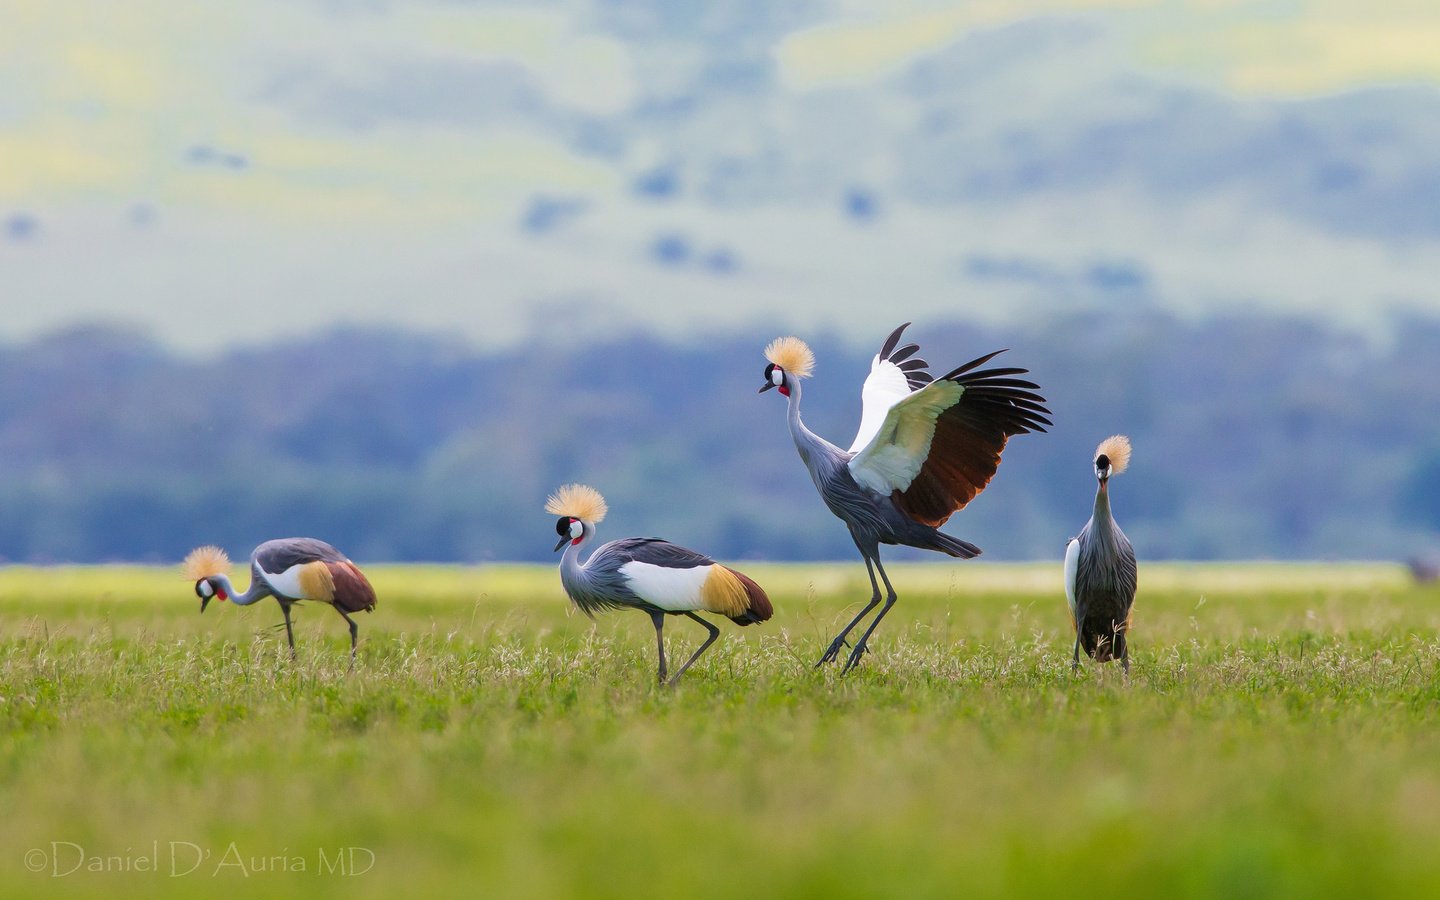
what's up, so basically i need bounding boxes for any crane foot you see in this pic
[815,636,851,668]
[839,640,870,674]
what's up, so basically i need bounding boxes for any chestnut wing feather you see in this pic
[894,358,1052,526]
[847,349,1051,528]
[326,561,377,613]
[892,396,1012,526]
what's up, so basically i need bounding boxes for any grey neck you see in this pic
[559,522,597,587]
[212,572,269,606]
[1092,480,1117,537]
[784,377,843,467]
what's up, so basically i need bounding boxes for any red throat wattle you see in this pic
[778,385,790,397]
[217,590,229,601]
[571,537,583,546]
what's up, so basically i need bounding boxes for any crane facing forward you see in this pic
[548,484,772,685]
[759,323,1051,672]
[183,539,377,663]
[1064,435,1138,673]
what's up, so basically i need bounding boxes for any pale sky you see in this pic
[3,0,1439,349]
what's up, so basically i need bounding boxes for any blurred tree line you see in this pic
[0,312,1435,563]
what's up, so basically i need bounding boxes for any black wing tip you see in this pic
[942,348,1010,380]
[970,377,1042,390]
[961,366,1030,379]
[877,323,936,389]
[888,343,921,364]
[942,348,1052,433]
[879,322,913,360]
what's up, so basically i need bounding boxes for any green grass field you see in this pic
[2,562,1439,898]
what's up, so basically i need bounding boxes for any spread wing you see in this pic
[847,323,935,454]
[848,348,1052,527]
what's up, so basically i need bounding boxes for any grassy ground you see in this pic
[2,562,1439,898]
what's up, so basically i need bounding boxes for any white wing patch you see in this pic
[847,356,913,454]
[619,561,713,612]
[259,562,307,599]
[848,379,965,495]
[1064,539,1080,615]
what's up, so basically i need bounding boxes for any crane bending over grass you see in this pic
[759,323,1051,673]
[548,484,772,685]
[183,539,377,664]
[1065,435,1138,673]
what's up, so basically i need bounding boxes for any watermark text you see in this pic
[23,841,375,877]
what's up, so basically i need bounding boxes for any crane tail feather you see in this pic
[929,531,982,559]
[722,566,773,625]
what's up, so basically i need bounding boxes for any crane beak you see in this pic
[553,536,569,552]
[758,382,775,393]
[200,595,211,614]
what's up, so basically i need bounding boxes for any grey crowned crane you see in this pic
[548,484,773,685]
[182,539,377,663]
[759,323,1051,672]
[1064,435,1138,673]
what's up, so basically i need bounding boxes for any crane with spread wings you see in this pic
[759,323,1051,672]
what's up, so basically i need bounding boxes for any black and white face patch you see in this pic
[1095,453,1111,480]
[196,580,214,599]
[555,517,584,540]
[569,519,584,540]
[768,364,784,386]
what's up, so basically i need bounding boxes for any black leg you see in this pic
[279,600,297,660]
[817,551,883,667]
[1072,604,1084,673]
[336,606,360,669]
[650,611,667,684]
[668,612,721,686]
[842,554,898,674]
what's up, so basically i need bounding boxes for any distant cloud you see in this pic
[4,213,40,242]
[3,0,1440,349]
[521,195,589,234]
[0,1,633,215]
[262,58,549,130]
[775,0,1141,90]
[778,0,1440,96]
[1146,14,1440,95]
[185,146,249,170]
